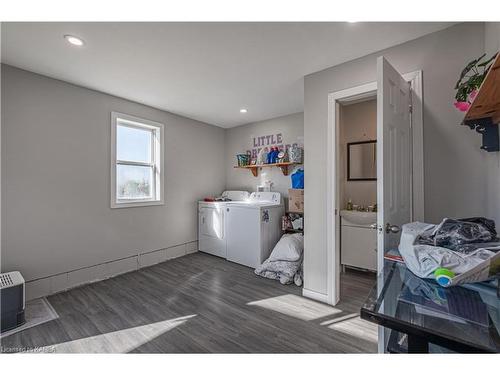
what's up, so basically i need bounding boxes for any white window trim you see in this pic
[110,112,165,208]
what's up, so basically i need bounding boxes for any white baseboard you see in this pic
[186,241,198,254]
[302,288,329,304]
[25,240,198,301]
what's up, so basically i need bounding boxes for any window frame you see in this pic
[110,112,164,208]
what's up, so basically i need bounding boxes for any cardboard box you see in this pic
[288,189,304,213]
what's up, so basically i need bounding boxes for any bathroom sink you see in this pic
[340,210,377,226]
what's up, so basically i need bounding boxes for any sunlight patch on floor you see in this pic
[247,294,342,321]
[320,312,359,325]
[31,314,197,353]
[326,314,378,343]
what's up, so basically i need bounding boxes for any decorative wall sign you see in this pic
[247,132,300,160]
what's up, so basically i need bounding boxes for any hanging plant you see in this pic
[454,52,497,112]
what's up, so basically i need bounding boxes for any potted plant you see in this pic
[454,52,497,112]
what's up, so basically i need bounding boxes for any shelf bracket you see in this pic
[463,117,499,152]
[234,162,298,177]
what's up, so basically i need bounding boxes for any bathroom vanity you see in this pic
[340,210,377,271]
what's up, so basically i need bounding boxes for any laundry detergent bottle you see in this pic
[267,147,275,164]
[271,147,278,163]
[269,147,275,164]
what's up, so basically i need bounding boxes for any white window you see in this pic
[111,112,164,208]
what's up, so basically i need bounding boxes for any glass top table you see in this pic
[360,260,500,353]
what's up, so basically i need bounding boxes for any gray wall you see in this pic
[485,22,500,55]
[1,65,226,282]
[0,29,2,262]
[484,23,500,225]
[225,112,304,204]
[303,23,487,296]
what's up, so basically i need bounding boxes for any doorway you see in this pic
[326,61,424,308]
[327,59,424,352]
[337,97,379,313]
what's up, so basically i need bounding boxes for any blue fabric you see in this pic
[291,169,304,189]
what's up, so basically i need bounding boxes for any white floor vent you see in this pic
[1,273,15,288]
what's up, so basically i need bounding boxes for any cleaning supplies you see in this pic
[257,148,268,165]
[346,199,353,210]
[268,147,278,164]
[267,147,273,164]
[291,169,304,189]
[266,147,273,164]
[277,149,287,163]
[273,147,279,163]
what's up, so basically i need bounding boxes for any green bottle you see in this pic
[346,199,353,211]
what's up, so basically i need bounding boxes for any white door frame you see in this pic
[326,70,423,305]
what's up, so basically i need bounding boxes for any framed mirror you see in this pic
[347,140,377,181]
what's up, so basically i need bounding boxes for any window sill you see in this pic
[111,199,164,209]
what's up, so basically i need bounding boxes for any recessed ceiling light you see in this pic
[347,21,357,23]
[240,108,248,113]
[64,35,85,47]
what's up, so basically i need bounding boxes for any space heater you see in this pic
[0,271,26,333]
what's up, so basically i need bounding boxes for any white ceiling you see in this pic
[1,22,454,128]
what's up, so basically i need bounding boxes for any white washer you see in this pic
[225,192,284,268]
[198,191,249,258]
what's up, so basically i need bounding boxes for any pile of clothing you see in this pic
[416,217,499,253]
[255,233,303,286]
[399,217,500,284]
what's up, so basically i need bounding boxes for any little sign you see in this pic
[247,132,298,159]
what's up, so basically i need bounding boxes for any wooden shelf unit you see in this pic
[464,53,500,124]
[463,53,500,152]
[234,162,300,177]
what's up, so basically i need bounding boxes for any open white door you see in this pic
[376,56,412,352]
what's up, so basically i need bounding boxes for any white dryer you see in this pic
[225,192,284,268]
[198,191,249,258]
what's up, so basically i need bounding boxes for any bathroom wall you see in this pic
[225,112,304,205]
[304,23,486,297]
[339,99,377,209]
[1,65,226,295]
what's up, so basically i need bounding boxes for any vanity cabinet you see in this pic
[341,215,377,271]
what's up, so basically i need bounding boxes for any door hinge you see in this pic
[408,85,413,114]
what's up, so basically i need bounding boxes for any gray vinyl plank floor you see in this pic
[1,252,377,353]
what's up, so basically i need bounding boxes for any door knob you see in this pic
[385,223,401,234]
[369,223,378,230]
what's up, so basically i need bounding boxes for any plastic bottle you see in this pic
[268,147,276,164]
[271,147,278,164]
[273,147,279,163]
[266,147,273,164]
[346,199,353,211]
[257,148,267,165]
